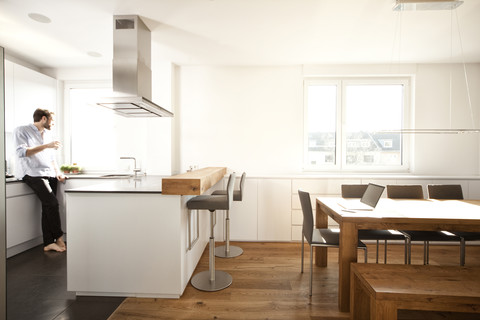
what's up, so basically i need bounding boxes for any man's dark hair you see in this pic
[33,108,54,122]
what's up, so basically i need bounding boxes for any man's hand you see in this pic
[57,174,66,183]
[47,140,61,150]
[26,140,61,157]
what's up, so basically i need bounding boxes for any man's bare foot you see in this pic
[44,243,66,252]
[56,237,66,249]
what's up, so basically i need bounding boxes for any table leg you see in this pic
[371,300,398,320]
[315,199,329,267]
[339,222,358,312]
[350,267,370,320]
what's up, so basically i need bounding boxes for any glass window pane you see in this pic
[306,85,337,166]
[70,88,119,170]
[344,84,403,167]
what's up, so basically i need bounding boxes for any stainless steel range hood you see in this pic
[97,15,173,117]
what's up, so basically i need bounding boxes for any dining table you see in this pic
[315,197,480,312]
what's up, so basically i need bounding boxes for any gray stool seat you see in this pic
[211,172,246,258]
[211,190,242,201]
[187,172,236,292]
[187,194,229,211]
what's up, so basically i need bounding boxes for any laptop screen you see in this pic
[360,183,385,208]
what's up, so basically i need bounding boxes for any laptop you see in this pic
[338,183,385,211]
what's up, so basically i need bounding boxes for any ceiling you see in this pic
[0,0,479,70]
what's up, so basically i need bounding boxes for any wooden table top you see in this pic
[317,198,480,232]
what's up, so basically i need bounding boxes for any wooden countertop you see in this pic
[161,167,227,195]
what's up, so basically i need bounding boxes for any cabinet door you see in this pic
[6,194,42,248]
[229,178,258,241]
[58,179,109,231]
[258,179,291,241]
[11,63,57,129]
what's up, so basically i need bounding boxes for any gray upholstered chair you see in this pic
[428,184,464,200]
[211,172,246,258]
[428,184,479,266]
[389,185,462,265]
[299,189,367,296]
[341,184,408,264]
[187,172,236,291]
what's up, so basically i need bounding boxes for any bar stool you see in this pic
[187,172,236,291]
[212,172,246,258]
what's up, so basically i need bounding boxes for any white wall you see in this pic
[177,63,480,176]
[39,61,480,177]
[178,66,304,175]
[414,64,480,175]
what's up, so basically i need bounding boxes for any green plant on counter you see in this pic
[60,165,71,173]
[71,165,82,174]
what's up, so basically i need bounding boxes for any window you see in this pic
[67,86,120,171]
[304,78,410,172]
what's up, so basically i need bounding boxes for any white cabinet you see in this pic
[6,195,42,248]
[6,178,106,258]
[257,179,291,241]
[4,60,57,132]
[57,179,105,232]
[6,182,42,257]
[66,191,208,298]
[4,60,58,175]
[230,178,258,241]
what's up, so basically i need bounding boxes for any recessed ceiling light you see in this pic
[28,13,51,24]
[87,51,102,58]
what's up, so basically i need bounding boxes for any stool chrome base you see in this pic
[190,270,233,292]
[215,245,243,258]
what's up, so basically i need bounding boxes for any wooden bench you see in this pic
[350,263,480,320]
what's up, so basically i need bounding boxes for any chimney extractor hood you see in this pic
[97,15,173,117]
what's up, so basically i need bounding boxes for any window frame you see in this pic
[303,77,411,173]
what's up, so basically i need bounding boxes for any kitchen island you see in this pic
[65,167,226,298]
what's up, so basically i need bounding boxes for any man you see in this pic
[13,108,66,252]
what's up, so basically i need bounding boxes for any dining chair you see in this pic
[341,184,407,264]
[298,189,367,296]
[428,184,480,266]
[388,185,463,265]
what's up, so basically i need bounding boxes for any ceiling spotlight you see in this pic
[28,13,51,23]
[393,0,464,11]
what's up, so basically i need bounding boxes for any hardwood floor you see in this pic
[108,242,480,320]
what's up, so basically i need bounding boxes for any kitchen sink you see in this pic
[100,174,134,178]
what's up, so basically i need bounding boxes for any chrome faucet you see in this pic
[120,157,141,177]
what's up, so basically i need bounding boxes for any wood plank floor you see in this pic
[108,242,480,320]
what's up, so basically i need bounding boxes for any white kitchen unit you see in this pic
[66,173,223,298]
[57,177,106,232]
[6,177,118,258]
[229,178,258,241]
[6,181,42,257]
[213,176,258,242]
[257,179,292,241]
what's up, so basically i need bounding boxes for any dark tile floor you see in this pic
[7,245,125,320]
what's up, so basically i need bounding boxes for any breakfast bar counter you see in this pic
[65,167,226,298]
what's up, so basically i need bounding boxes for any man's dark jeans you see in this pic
[23,175,64,246]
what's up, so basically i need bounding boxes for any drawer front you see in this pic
[6,182,35,198]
